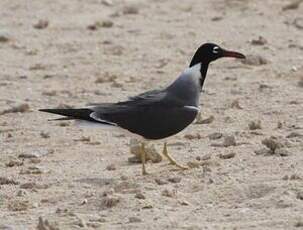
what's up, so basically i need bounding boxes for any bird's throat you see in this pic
[199,63,209,90]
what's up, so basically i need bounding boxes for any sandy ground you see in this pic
[0,0,303,229]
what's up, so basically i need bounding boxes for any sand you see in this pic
[0,0,303,229]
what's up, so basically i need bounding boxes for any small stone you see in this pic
[195,114,215,124]
[282,0,303,11]
[106,164,116,171]
[5,159,23,167]
[101,0,113,6]
[20,182,36,189]
[184,133,201,140]
[251,36,267,45]
[155,178,168,185]
[81,199,88,205]
[123,5,139,14]
[101,20,114,28]
[129,139,162,163]
[295,220,303,227]
[218,152,236,159]
[20,166,44,175]
[290,174,301,180]
[162,189,177,198]
[242,54,268,66]
[293,17,303,30]
[42,90,57,96]
[275,148,290,157]
[179,200,190,206]
[230,99,242,109]
[75,217,86,228]
[0,177,19,185]
[261,136,284,153]
[208,132,223,140]
[296,191,303,200]
[95,73,117,83]
[168,177,181,183]
[298,77,303,87]
[223,135,237,147]
[0,30,10,42]
[142,203,153,209]
[17,190,27,197]
[37,216,59,230]
[0,103,30,115]
[248,120,262,130]
[18,149,54,158]
[286,132,303,138]
[254,148,270,155]
[8,200,30,211]
[101,195,120,208]
[33,19,49,29]
[129,217,142,223]
[40,131,50,138]
[135,193,145,200]
[187,161,201,169]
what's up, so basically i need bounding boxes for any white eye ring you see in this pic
[213,46,219,54]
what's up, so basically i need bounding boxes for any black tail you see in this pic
[39,108,95,122]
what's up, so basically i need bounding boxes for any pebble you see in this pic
[5,159,23,167]
[282,0,303,11]
[18,149,54,158]
[37,216,59,230]
[208,132,223,140]
[219,152,236,159]
[275,148,290,157]
[123,5,139,14]
[298,77,303,87]
[230,99,243,109]
[293,17,303,30]
[101,0,113,6]
[42,90,57,96]
[286,132,303,138]
[129,138,162,163]
[184,133,201,140]
[129,217,142,223]
[0,177,19,185]
[223,135,237,147]
[254,148,270,155]
[195,114,214,124]
[8,200,30,211]
[241,55,268,66]
[20,166,44,175]
[33,19,49,29]
[162,189,177,198]
[248,120,262,130]
[155,178,168,185]
[40,131,50,138]
[0,103,30,115]
[251,36,267,46]
[101,20,114,28]
[106,164,116,171]
[167,177,181,183]
[135,192,146,200]
[0,30,10,42]
[101,195,121,208]
[16,190,27,197]
[261,136,284,153]
[296,191,303,200]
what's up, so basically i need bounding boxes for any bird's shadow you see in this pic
[75,177,115,187]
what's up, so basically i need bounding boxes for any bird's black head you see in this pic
[189,43,245,67]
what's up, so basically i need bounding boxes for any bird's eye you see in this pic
[213,46,219,54]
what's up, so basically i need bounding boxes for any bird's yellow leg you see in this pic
[140,143,149,175]
[162,142,188,170]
